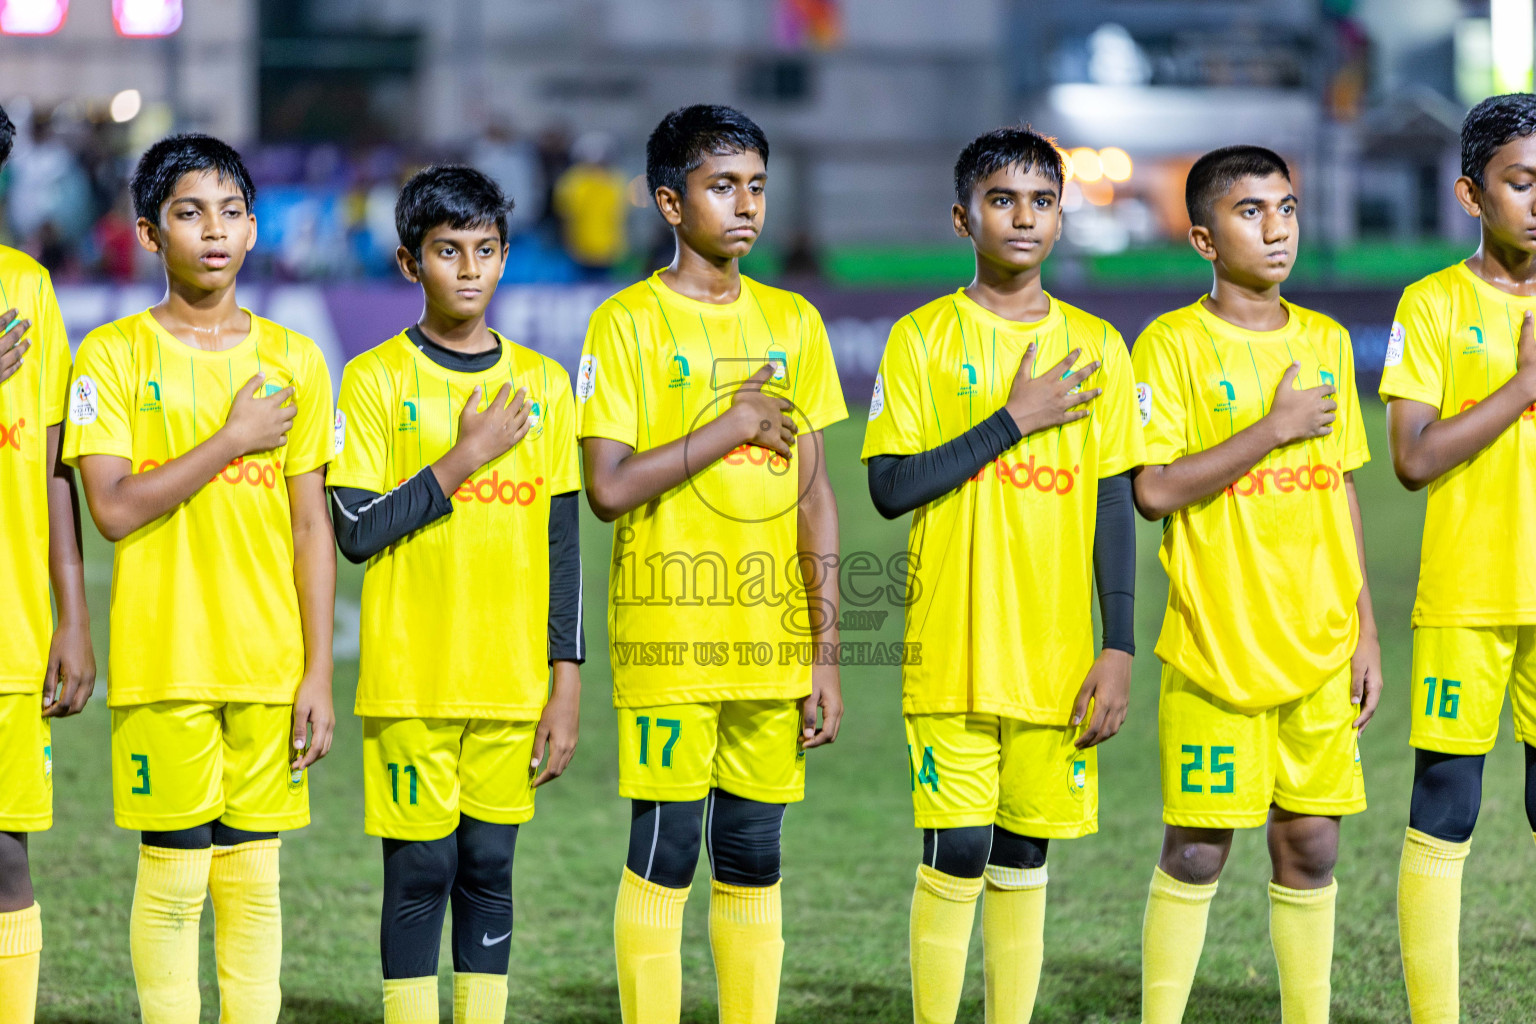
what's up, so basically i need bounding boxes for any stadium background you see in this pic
[2,1,1533,1021]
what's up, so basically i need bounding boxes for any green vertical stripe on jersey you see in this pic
[906,314,942,447]
[613,298,651,449]
[1197,319,1234,439]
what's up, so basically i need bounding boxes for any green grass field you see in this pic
[32,399,1536,1023]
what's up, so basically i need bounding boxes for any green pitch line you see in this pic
[36,399,1534,1023]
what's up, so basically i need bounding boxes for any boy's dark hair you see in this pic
[953,127,1063,206]
[1184,145,1291,227]
[395,164,513,260]
[646,104,769,199]
[0,105,13,169]
[130,133,256,223]
[1461,94,1536,188]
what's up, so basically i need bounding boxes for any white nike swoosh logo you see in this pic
[481,930,511,947]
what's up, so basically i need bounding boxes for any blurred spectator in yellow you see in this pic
[553,132,628,279]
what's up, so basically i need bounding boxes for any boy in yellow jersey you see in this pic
[329,165,583,1024]
[862,127,1145,1024]
[0,104,97,1024]
[1381,94,1536,1023]
[577,105,846,1024]
[1131,146,1381,1023]
[63,134,336,1024]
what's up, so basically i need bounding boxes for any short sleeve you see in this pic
[790,303,848,435]
[1378,284,1445,407]
[545,364,581,494]
[576,302,640,449]
[328,356,391,491]
[35,271,70,426]
[1130,322,1189,465]
[859,318,927,460]
[1333,326,1370,472]
[284,343,334,477]
[1094,328,1147,476]
[62,330,134,466]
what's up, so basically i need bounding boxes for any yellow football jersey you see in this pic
[0,248,71,695]
[1134,298,1368,711]
[576,271,848,707]
[860,290,1145,724]
[331,330,581,720]
[62,310,333,707]
[1379,262,1536,626]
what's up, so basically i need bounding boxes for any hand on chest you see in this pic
[395,379,548,462]
[1198,349,1337,434]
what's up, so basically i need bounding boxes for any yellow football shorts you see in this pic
[0,693,52,832]
[904,712,1098,838]
[363,717,538,840]
[1410,625,1536,755]
[1159,661,1365,829]
[111,701,308,832]
[616,699,805,804]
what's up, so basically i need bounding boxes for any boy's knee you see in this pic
[921,825,992,880]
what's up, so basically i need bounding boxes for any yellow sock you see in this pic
[209,839,283,1024]
[910,864,984,1024]
[1269,880,1336,1024]
[131,844,213,1024]
[709,879,784,1024]
[1398,828,1469,1024]
[981,865,1047,1024]
[614,868,690,1024]
[382,977,438,1024]
[0,902,41,1024]
[453,972,508,1024]
[1141,866,1217,1024]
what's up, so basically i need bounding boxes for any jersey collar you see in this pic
[950,287,1063,334]
[646,269,753,316]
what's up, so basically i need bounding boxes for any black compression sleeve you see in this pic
[548,491,584,663]
[1094,472,1136,655]
[330,470,453,564]
[866,408,1023,518]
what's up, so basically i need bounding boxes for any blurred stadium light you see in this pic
[0,0,68,35]
[1491,0,1535,93]
[112,0,182,38]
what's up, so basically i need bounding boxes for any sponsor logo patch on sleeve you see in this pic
[576,354,596,401]
[69,376,99,425]
[1384,322,1405,368]
[868,373,885,420]
[1135,382,1152,426]
[333,409,346,455]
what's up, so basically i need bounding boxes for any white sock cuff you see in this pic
[984,863,1047,890]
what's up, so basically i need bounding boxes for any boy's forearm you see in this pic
[429,441,488,497]
[1389,383,1534,489]
[44,425,89,627]
[796,437,840,645]
[289,471,337,680]
[1346,476,1378,637]
[1133,419,1280,519]
[550,659,581,693]
[81,430,243,540]
[584,411,751,521]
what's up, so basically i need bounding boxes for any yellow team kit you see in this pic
[330,330,581,839]
[1381,262,1536,755]
[577,270,847,802]
[63,309,333,831]
[0,248,71,833]
[1133,297,1368,828]
[861,289,1145,836]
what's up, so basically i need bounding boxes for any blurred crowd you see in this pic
[0,103,640,284]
